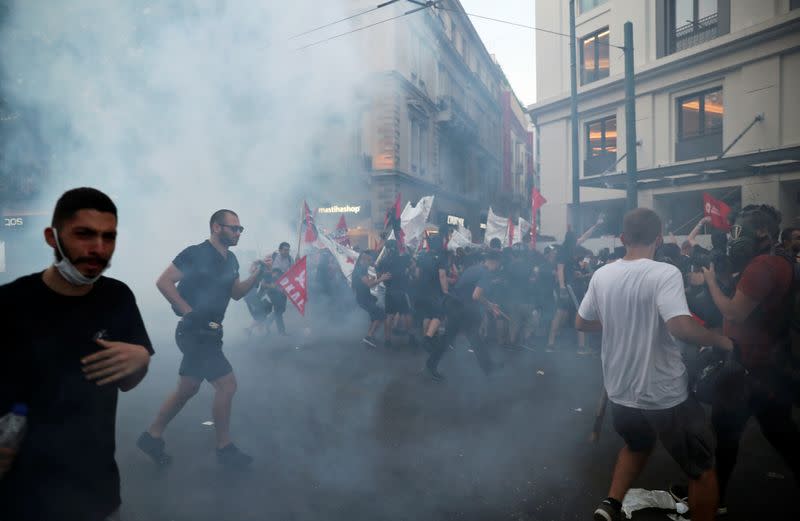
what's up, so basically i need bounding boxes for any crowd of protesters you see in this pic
[3,187,799,521]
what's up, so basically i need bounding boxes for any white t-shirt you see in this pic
[578,258,691,410]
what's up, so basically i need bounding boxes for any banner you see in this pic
[276,256,308,316]
[484,207,508,246]
[315,233,359,285]
[703,193,732,231]
[401,195,434,251]
[531,188,547,247]
[513,218,532,245]
[447,225,473,251]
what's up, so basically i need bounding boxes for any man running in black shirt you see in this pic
[0,188,153,521]
[424,250,502,380]
[377,240,414,347]
[352,250,391,347]
[415,237,449,351]
[138,209,265,469]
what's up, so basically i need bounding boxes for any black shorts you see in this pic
[611,397,714,479]
[358,298,386,322]
[175,321,232,382]
[385,289,410,315]
[416,294,444,320]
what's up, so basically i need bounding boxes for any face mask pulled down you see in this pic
[51,228,109,286]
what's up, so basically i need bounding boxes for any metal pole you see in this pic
[623,21,638,211]
[569,0,581,230]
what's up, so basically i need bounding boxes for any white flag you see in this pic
[513,218,532,245]
[315,234,358,285]
[401,195,434,251]
[447,227,472,251]
[484,207,508,246]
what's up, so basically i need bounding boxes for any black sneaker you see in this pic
[593,499,621,521]
[385,339,394,349]
[362,336,377,348]
[408,335,418,348]
[422,364,445,382]
[137,431,172,467]
[216,443,253,469]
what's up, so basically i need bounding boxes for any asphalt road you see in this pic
[114,308,799,521]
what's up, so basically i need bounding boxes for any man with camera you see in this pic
[138,209,267,469]
[701,204,800,511]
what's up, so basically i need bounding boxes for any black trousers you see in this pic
[712,368,800,497]
[266,288,287,333]
[427,298,492,374]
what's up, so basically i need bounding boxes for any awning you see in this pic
[579,146,800,190]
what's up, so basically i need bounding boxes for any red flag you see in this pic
[333,214,351,247]
[303,201,318,243]
[276,256,308,316]
[703,193,731,231]
[531,188,547,248]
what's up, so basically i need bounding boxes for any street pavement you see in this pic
[115,309,799,521]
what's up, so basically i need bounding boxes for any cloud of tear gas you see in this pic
[0,0,378,307]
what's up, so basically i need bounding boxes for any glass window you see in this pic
[678,87,723,140]
[579,0,608,13]
[586,115,617,158]
[581,28,610,85]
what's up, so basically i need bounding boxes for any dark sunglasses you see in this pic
[220,224,244,233]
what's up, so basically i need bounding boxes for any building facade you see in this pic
[311,0,521,246]
[529,0,800,240]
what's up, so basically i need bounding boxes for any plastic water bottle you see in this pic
[0,403,28,477]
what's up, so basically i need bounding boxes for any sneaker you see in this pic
[137,431,172,467]
[216,443,253,468]
[577,348,591,355]
[503,343,522,351]
[545,346,556,353]
[362,336,377,348]
[593,500,621,521]
[408,335,418,348]
[422,364,445,382]
[385,340,394,349]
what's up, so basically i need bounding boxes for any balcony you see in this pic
[436,95,477,141]
[676,132,722,162]
[584,152,617,177]
[671,12,718,54]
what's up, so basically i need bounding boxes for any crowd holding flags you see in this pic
[703,193,732,231]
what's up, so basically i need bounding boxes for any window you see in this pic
[584,115,617,176]
[410,119,428,175]
[669,0,719,53]
[580,28,610,85]
[676,87,723,160]
[579,0,608,13]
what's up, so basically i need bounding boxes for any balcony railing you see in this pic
[671,12,718,53]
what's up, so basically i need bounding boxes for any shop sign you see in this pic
[3,217,24,228]
[446,215,465,227]
[318,204,362,215]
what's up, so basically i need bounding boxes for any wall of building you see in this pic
[530,1,800,240]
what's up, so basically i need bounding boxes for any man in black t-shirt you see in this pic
[377,240,414,347]
[0,188,153,521]
[415,237,449,351]
[423,250,502,381]
[353,250,391,347]
[138,209,266,469]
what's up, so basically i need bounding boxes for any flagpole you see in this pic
[297,202,304,260]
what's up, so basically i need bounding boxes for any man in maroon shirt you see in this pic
[703,204,800,513]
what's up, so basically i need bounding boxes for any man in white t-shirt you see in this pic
[576,208,733,521]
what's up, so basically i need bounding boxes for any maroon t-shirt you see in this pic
[724,254,792,369]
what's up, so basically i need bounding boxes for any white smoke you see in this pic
[0,0,381,310]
